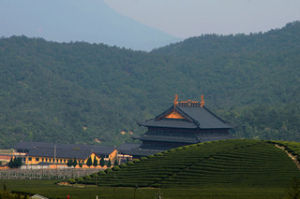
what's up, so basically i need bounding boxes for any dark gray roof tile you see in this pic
[139,104,232,129]
[15,142,115,159]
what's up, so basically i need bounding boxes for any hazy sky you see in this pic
[104,0,300,38]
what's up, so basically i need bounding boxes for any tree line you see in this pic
[66,157,118,168]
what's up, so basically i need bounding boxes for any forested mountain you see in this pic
[0,22,299,148]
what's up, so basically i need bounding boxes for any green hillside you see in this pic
[0,21,300,147]
[1,140,300,199]
[79,140,300,188]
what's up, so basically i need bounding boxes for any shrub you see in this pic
[98,170,105,175]
[119,163,127,168]
[112,166,120,171]
[91,173,98,178]
[127,161,134,165]
[68,178,76,184]
[77,177,84,183]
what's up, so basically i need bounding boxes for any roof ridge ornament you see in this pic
[200,95,205,108]
[174,94,178,110]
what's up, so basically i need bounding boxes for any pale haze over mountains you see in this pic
[0,0,179,51]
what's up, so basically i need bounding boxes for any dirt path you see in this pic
[275,144,300,170]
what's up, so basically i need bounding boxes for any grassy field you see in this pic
[0,180,292,199]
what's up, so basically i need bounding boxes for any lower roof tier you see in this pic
[134,134,233,144]
[135,135,199,143]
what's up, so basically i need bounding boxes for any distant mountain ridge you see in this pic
[0,21,299,148]
[0,0,179,51]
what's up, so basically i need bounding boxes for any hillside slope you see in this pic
[0,22,300,147]
[79,140,300,188]
[153,21,300,107]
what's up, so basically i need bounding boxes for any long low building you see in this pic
[14,142,118,169]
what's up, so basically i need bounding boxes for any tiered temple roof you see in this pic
[139,97,232,129]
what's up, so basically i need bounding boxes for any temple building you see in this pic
[118,95,233,158]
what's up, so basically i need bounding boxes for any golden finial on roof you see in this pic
[200,95,205,108]
[174,94,178,109]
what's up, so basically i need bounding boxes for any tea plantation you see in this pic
[80,140,300,188]
[274,141,300,158]
[2,140,300,199]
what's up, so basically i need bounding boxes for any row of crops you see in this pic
[73,139,300,187]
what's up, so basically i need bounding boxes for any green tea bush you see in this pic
[98,170,106,175]
[119,163,127,168]
[113,166,120,171]
[68,178,76,184]
[127,161,134,165]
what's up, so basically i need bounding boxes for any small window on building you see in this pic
[42,158,44,162]
[23,158,26,161]
[36,158,39,161]
[29,157,32,161]
[60,159,62,163]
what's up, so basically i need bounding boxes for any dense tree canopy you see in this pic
[0,21,299,148]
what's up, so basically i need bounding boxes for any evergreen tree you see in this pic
[86,157,93,168]
[8,157,22,168]
[107,159,111,167]
[8,158,13,168]
[114,159,118,166]
[67,159,73,167]
[100,157,105,167]
[15,157,22,168]
[73,158,77,168]
[93,157,98,167]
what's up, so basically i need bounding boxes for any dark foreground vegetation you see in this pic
[0,22,300,147]
[0,179,295,199]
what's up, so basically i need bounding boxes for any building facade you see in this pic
[14,142,117,169]
[120,95,233,157]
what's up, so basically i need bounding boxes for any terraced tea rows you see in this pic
[274,141,300,158]
[79,140,300,187]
